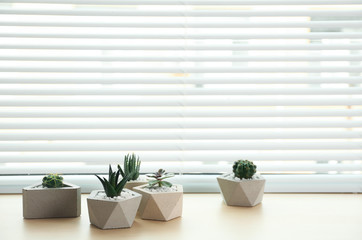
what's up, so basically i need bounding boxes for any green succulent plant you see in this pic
[146,169,174,188]
[95,165,132,198]
[42,174,64,188]
[233,160,257,179]
[118,153,141,181]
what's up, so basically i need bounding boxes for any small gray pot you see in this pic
[217,174,265,207]
[23,182,81,219]
[133,184,183,221]
[87,189,141,229]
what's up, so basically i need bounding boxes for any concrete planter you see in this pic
[125,176,148,190]
[22,182,81,219]
[87,189,142,229]
[217,174,265,207]
[133,184,183,221]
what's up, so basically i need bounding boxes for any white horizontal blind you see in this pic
[0,0,361,193]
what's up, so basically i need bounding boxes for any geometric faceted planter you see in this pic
[217,174,265,207]
[22,182,81,219]
[125,177,148,190]
[87,189,142,229]
[133,184,183,221]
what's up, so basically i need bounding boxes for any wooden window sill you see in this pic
[0,193,361,240]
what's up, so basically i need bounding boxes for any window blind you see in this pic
[0,0,361,193]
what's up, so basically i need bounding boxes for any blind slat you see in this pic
[3,0,362,5]
[2,55,362,62]
[1,151,360,162]
[1,66,361,73]
[0,77,360,84]
[1,163,360,175]
[1,9,361,17]
[0,141,361,151]
[1,98,361,106]
[2,21,361,28]
[2,44,361,50]
[1,119,360,129]
[3,32,362,39]
[1,88,361,95]
[1,130,361,140]
[0,109,360,118]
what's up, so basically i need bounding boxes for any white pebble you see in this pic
[143,185,178,193]
[224,173,262,181]
[95,190,135,201]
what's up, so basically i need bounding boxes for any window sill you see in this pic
[0,193,361,240]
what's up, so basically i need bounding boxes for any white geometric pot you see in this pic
[22,182,81,219]
[133,184,183,221]
[125,176,148,190]
[217,174,265,207]
[87,189,142,229]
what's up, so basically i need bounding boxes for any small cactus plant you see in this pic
[233,160,257,179]
[118,153,141,181]
[42,174,64,188]
[146,169,174,188]
[95,165,133,198]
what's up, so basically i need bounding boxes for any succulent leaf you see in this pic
[95,164,134,198]
[161,181,172,187]
[108,165,113,179]
[120,153,141,181]
[146,169,174,189]
[115,174,131,193]
[117,164,125,178]
[147,180,159,187]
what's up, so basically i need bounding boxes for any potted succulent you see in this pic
[217,160,265,207]
[87,165,142,229]
[133,169,183,221]
[119,153,147,190]
[23,174,81,219]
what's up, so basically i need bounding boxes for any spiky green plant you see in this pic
[95,165,132,198]
[233,160,257,179]
[146,169,174,188]
[42,174,64,188]
[118,153,141,181]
